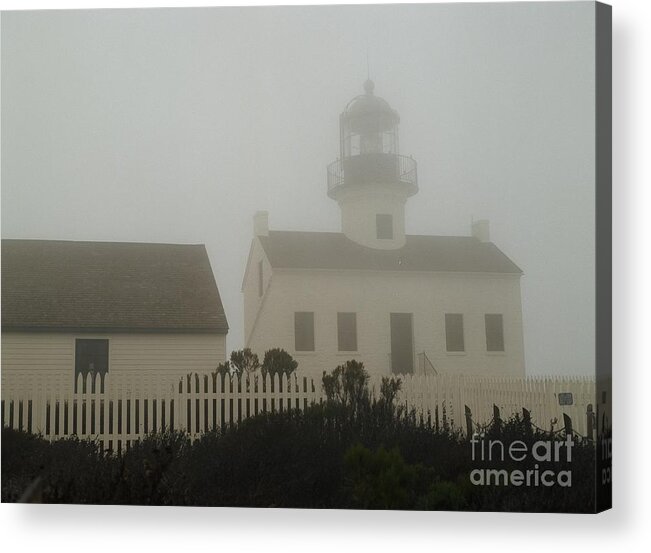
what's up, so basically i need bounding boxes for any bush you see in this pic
[322,360,369,413]
[344,444,422,509]
[1,363,596,511]
[261,348,298,378]
[229,348,260,376]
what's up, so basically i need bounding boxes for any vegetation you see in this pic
[214,348,298,379]
[261,348,298,378]
[1,362,595,511]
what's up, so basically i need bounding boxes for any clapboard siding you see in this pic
[1,332,226,389]
[247,269,525,379]
[1,334,73,374]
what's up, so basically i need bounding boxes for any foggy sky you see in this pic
[1,3,596,376]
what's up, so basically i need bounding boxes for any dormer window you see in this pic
[376,214,394,239]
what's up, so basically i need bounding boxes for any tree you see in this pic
[214,361,231,377]
[322,360,369,410]
[261,348,298,378]
[379,376,402,406]
[229,348,260,376]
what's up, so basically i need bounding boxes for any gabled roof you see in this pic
[1,239,228,333]
[257,231,522,274]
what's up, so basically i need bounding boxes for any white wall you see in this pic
[245,268,525,379]
[335,183,409,249]
[1,331,226,392]
[242,237,273,345]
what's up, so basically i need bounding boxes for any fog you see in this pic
[1,3,596,376]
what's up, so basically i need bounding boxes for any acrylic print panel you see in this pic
[0,2,611,512]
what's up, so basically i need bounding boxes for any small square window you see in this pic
[294,312,315,351]
[376,214,394,239]
[485,314,505,352]
[558,393,573,406]
[445,314,465,352]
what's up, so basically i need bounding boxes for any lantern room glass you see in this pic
[341,117,399,158]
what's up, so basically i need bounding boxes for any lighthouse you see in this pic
[242,80,525,379]
[327,80,418,250]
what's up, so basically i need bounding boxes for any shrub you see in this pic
[261,348,298,378]
[344,444,421,509]
[229,348,260,376]
[322,360,370,412]
[1,358,597,512]
[214,361,231,377]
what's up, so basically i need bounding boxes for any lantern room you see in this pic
[328,80,418,196]
[327,80,419,250]
[341,79,399,157]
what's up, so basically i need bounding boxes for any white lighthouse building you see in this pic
[242,81,525,379]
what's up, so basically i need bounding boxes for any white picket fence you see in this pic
[393,373,596,437]
[1,371,596,451]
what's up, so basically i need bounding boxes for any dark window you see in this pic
[390,313,414,374]
[258,260,264,297]
[445,314,465,352]
[558,393,573,406]
[337,312,357,351]
[294,312,315,351]
[485,314,505,352]
[376,214,394,239]
[75,339,109,379]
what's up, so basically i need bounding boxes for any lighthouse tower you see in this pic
[327,80,418,250]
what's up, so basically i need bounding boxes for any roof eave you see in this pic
[1,325,228,335]
[265,266,523,277]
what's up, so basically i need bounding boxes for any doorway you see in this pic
[390,313,414,374]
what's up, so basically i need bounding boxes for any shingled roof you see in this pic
[1,239,228,333]
[258,231,522,274]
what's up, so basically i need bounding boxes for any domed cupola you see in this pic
[345,78,398,123]
[327,81,418,250]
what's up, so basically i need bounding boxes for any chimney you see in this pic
[254,211,269,237]
[471,219,490,242]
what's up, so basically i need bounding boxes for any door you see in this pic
[390,313,414,374]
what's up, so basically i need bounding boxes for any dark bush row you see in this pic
[2,362,596,512]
